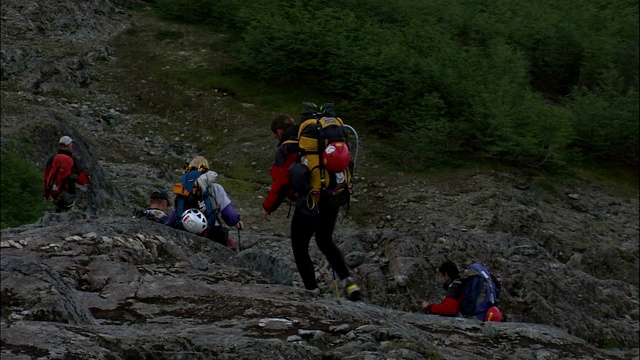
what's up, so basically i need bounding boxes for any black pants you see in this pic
[290,203,350,290]
[53,190,76,212]
[208,226,229,247]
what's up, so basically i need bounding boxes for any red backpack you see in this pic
[44,153,75,199]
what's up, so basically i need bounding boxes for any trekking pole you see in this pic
[238,214,243,253]
[332,269,340,298]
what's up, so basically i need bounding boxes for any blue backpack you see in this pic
[459,263,501,320]
[172,170,216,232]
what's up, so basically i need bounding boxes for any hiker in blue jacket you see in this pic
[165,156,243,252]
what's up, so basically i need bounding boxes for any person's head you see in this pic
[148,189,169,210]
[188,156,209,173]
[438,261,460,281]
[58,135,74,150]
[270,114,295,142]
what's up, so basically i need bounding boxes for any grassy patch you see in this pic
[122,27,141,37]
[222,164,270,184]
[154,30,184,41]
[169,64,325,116]
[217,177,262,198]
[572,165,639,198]
[530,176,564,195]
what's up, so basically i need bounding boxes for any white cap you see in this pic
[59,136,73,145]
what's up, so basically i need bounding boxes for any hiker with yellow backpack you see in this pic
[263,103,361,300]
[262,114,300,221]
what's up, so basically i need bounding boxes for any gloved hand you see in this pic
[198,170,218,193]
[235,220,244,230]
[198,200,207,213]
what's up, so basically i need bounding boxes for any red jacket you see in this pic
[263,126,299,214]
[426,278,463,316]
[43,150,89,199]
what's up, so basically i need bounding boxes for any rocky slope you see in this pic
[1,1,639,359]
[1,215,634,360]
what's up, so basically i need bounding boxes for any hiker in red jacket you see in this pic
[421,261,463,316]
[43,136,90,212]
[262,113,361,299]
[262,114,300,220]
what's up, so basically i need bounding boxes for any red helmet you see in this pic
[323,142,351,173]
[484,306,503,322]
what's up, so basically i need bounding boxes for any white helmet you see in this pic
[181,209,208,234]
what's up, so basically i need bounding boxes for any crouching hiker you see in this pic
[420,261,464,316]
[421,261,503,322]
[166,156,244,253]
[135,189,170,224]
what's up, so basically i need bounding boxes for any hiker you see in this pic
[136,189,170,223]
[43,135,90,212]
[263,114,361,299]
[420,261,464,316]
[166,156,244,253]
[262,114,299,221]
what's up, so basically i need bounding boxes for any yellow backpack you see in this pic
[290,103,355,210]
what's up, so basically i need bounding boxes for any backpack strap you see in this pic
[45,163,62,199]
[467,263,497,306]
[204,188,223,226]
[282,138,300,162]
[338,202,350,224]
[314,120,327,191]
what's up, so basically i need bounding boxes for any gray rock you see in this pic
[345,250,367,267]
[188,252,209,271]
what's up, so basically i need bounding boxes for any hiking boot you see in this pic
[227,237,239,254]
[341,277,361,301]
[307,288,321,296]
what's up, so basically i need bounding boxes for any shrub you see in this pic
[1,143,51,229]
[152,0,639,170]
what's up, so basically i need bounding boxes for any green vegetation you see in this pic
[1,142,52,229]
[152,0,639,172]
[154,30,184,41]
